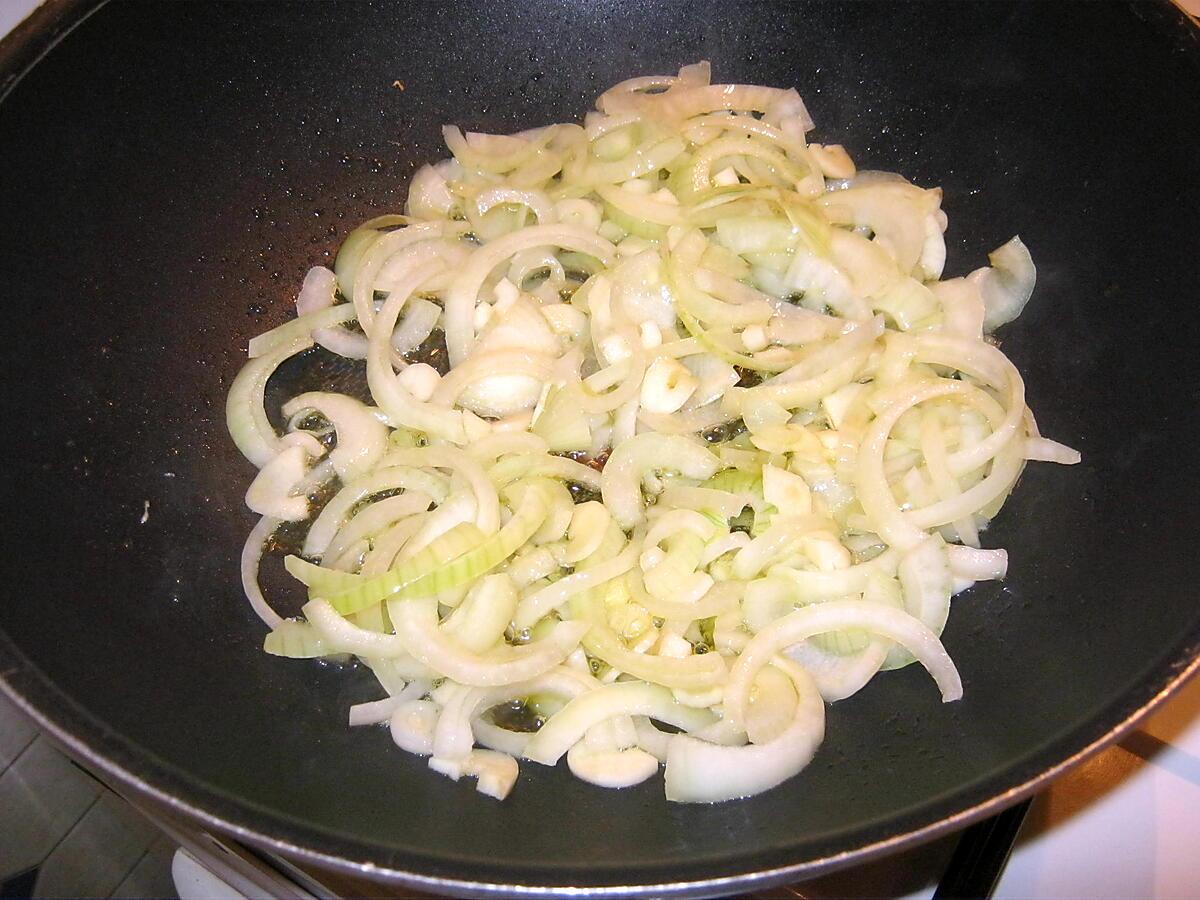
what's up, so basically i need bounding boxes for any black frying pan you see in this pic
[2,2,1199,896]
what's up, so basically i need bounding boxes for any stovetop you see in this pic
[2,2,1198,897]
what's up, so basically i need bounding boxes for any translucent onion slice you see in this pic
[785,638,890,702]
[263,619,333,659]
[433,667,597,762]
[302,465,449,559]
[513,542,638,630]
[443,225,616,365]
[977,236,1036,332]
[227,340,314,467]
[287,520,485,614]
[601,433,721,529]
[387,596,588,687]
[282,392,388,482]
[523,682,716,766]
[665,659,824,802]
[241,516,284,629]
[322,492,435,580]
[725,599,963,729]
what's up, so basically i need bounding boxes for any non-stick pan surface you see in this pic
[2,2,1198,896]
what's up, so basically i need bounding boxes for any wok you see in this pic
[2,2,1198,896]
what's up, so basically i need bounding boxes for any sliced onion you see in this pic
[303,465,447,559]
[283,392,388,482]
[349,679,430,727]
[241,516,284,629]
[227,340,313,467]
[725,599,963,729]
[665,660,824,802]
[227,63,1080,807]
[976,236,1036,332]
[513,542,638,630]
[601,433,720,529]
[786,639,890,702]
[946,545,1009,582]
[295,266,337,315]
[390,296,441,355]
[388,597,588,686]
[523,682,715,766]
[567,743,659,789]
[443,225,616,365]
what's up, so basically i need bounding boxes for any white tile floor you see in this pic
[0,690,38,770]
[0,691,176,899]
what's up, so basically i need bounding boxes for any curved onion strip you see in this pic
[665,659,824,802]
[725,600,963,729]
[578,351,648,414]
[488,453,603,491]
[390,296,441,355]
[513,542,638,630]
[601,433,721,529]
[431,350,559,407]
[443,225,616,365]
[785,639,891,702]
[687,113,819,176]
[768,549,901,601]
[241,516,284,629]
[290,520,486,614]
[473,187,557,225]
[602,83,796,121]
[366,258,472,443]
[282,392,389,482]
[626,570,742,621]
[441,574,519,653]
[637,402,737,436]
[443,124,556,174]
[353,222,458,331]
[569,593,728,691]
[906,335,1026,474]
[383,446,501,535]
[434,667,597,761]
[349,679,430,727]
[361,515,427,575]
[583,137,687,187]
[523,682,716,766]
[246,303,358,359]
[595,183,685,227]
[728,317,882,413]
[323,492,433,570]
[303,466,447,559]
[227,340,314,467]
[388,596,588,686]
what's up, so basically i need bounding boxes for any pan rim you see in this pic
[2,1,1199,895]
[4,628,1199,896]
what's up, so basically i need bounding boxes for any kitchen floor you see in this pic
[0,691,177,900]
